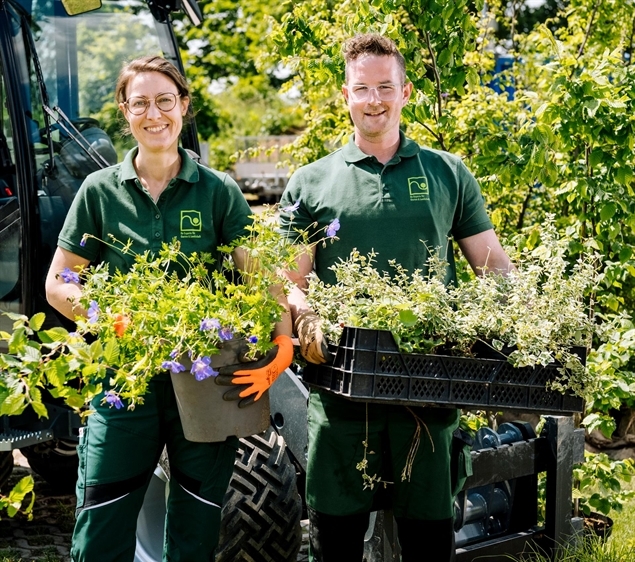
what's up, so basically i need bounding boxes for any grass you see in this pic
[0,546,64,562]
[509,483,635,562]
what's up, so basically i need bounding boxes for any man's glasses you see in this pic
[124,92,181,115]
[347,83,403,102]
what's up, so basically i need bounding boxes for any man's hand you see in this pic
[294,310,331,364]
[215,335,294,407]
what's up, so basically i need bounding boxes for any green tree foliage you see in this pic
[264,0,635,438]
[174,0,303,168]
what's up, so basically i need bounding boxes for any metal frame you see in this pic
[458,416,585,561]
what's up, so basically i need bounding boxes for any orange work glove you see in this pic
[294,310,331,364]
[215,335,293,407]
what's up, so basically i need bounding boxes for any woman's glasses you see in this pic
[124,92,181,115]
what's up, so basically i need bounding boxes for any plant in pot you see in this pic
[0,205,338,514]
[573,452,635,540]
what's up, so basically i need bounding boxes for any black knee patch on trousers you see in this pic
[170,464,204,497]
[396,516,456,562]
[82,470,150,510]
[308,506,370,562]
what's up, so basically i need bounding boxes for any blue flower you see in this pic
[219,327,234,341]
[60,267,80,284]
[200,318,221,332]
[105,391,124,410]
[161,360,186,374]
[282,200,300,213]
[190,356,219,381]
[169,349,179,359]
[87,301,99,324]
[247,335,258,344]
[326,218,340,238]
[80,236,87,247]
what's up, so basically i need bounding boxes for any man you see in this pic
[280,33,513,561]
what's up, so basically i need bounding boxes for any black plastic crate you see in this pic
[301,327,585,414]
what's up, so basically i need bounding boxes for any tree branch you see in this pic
[577,0,603,60]
[422,30,446,151]
[516,182,535,231]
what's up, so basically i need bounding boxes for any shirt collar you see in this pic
[342,130,420,163]
[120,146,200,184]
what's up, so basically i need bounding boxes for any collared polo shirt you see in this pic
[58,147,252,275]
[279,132,493,286]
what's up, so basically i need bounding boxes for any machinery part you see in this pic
[134,426,303,562]
[217,426,303,561]
[455,484,512,547]
[269,368,309,472]
[21,439,78,493]
[473,422,532,451]
[0,451,13,490]
[135,465,169,562]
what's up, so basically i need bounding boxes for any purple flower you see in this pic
[200,318,221,332]
[326,218,340,238]
[219,327,234,341]
[169,349,179,359]
[105,391,124,410]
[60,267,80,284]
[68,331,80,338]
[247,335,258,344]
[282,200,300,213]
[162,360,186,374]
[80,236,87,247]
[87,301,99,324]
[190,356,219,381]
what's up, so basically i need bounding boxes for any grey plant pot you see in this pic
[170,339,270,442]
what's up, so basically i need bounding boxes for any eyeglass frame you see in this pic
[345,82,405,102]
[123,92,183,115]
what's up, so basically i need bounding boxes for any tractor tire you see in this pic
[216,427,303,562]
[0,451,14,490]
[21,439,78,493]
[136,426,303,561]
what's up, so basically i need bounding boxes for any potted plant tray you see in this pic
[301,327,585,415]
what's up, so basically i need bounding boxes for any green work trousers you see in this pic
[71,372,238,562]
[305,389,471,520]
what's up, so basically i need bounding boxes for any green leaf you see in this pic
[90,340,104,362]
[398,309,418,327]
[64,390,87,409]
[28,312,46,332]
[41,327,71,343]
[103,338,121,365]
[437,49,453,67]
[0,391,26,416]
[619,247,632,263]
[21,345,41,363]
[600,202,616,221]
[31,400,48,419]
[589,149,604,168]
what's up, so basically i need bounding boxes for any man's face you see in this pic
[342,54,412,144]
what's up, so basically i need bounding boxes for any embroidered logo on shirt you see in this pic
[408,176,429,201]
[180,210,202,238]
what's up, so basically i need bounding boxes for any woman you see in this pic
[45,55,291,561]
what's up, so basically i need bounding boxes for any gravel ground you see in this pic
[0,452,309,562]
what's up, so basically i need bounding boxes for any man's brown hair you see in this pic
[342,33,407,83]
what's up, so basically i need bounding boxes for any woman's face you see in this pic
[120,71,189,155]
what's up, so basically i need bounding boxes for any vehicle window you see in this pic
[0,62,22,323]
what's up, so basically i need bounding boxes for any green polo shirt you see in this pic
[279,132,493,286]
[58,147,252,275]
